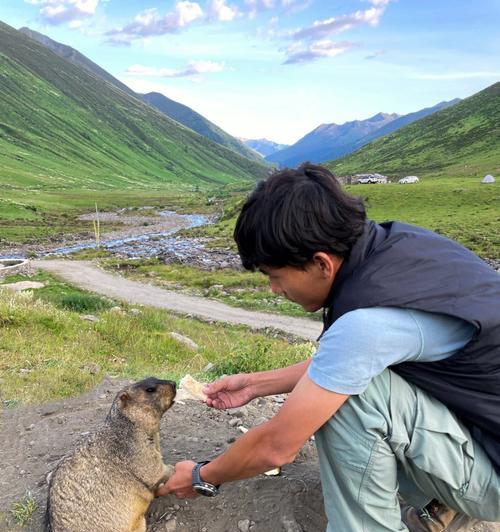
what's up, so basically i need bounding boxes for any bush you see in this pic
[59,294,112,313]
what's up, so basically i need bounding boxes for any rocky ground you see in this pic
[0,378,324,532]
[1,378,498,532]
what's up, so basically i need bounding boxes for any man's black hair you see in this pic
[234,163,366,270]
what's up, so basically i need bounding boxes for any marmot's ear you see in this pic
[119,392,130,407]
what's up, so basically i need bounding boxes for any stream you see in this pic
[0,209,242,269]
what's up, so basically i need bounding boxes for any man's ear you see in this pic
[119,392,130,407]
[312,252,341,278]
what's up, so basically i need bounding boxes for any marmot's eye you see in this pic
[146,387,156,393]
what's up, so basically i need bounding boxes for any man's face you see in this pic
[260,253,342,312]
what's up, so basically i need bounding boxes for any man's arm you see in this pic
[248,358,312,396]
[159,372,348,497]
[204,359,312,409]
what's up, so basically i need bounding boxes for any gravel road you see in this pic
[35,260,323,341]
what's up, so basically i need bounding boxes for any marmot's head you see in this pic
[113,377,176,432]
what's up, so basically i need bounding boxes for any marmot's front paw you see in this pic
[161,464,175,482]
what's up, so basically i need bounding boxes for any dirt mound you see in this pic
[1,379,498,531]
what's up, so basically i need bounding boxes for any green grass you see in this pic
[10,492,36,528]
[1,271,115,313]
[181,177,499,258]
[0,278,313,405]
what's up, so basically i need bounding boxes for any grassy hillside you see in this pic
[0,21,267,194]
[329,82,500,178]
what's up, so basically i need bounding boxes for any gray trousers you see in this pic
[315,369,500,531]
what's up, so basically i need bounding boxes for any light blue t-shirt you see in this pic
[308,307,477,395]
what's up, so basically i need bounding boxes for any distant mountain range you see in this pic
[0,21,267,190]
[241,138,290,158]
[18,27,262,163]
[267,101,460,168]
[328,82,500,178]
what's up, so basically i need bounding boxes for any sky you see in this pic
[1,0,500,144]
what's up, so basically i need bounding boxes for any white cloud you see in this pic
[412,71,500,80]
[244,0,308,18]
[106,1,203,42]
[291,5,387,41]
[207,0,238,21]
[25,0,99,26]
[126,60,226,78]
[284,39,355,65]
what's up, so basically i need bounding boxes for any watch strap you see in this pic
[192,461,220,494]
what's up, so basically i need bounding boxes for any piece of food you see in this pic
[179,374,208,401]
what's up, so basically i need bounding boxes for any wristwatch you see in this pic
[192,461,219,497]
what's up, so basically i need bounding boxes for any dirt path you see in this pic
[34,260,323,341]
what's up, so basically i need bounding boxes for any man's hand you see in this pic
[204,374,254,409]
[155,460,198,499]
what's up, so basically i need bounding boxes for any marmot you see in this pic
[45,377,176,532]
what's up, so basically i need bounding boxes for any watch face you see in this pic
[194,484,217,497]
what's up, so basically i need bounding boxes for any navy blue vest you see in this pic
[322,221,500,472]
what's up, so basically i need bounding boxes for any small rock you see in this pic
[173,504,180,511]
[281,517,302,532]
[98,394,107,399]
[238,519,251,532]
[81,314,99,323]
[164,518,177,532]
[129,308,141,316]
[252,416,268,427]
[203,362,216,373]
[169,332,199,351]
[227,407,247,418]
[0,281,45,292]
[110,306,123,314]
[25,424,35,431]
[82,363,100,375]
[229,417,242,427]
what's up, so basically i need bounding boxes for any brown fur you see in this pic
[45,377,176,532]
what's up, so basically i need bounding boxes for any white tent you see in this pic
[482,174,495,184]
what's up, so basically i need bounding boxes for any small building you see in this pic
[354,173,388,184]
[399,176,420,184]
[482,174,495,184]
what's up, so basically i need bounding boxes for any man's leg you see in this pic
[314,369,500,532]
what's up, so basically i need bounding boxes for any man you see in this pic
[157,164,500,531]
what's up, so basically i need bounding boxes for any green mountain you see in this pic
[328,82,500,178]
[0,21,267,192]
[18,27,262,163]
[18,26,136,98]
